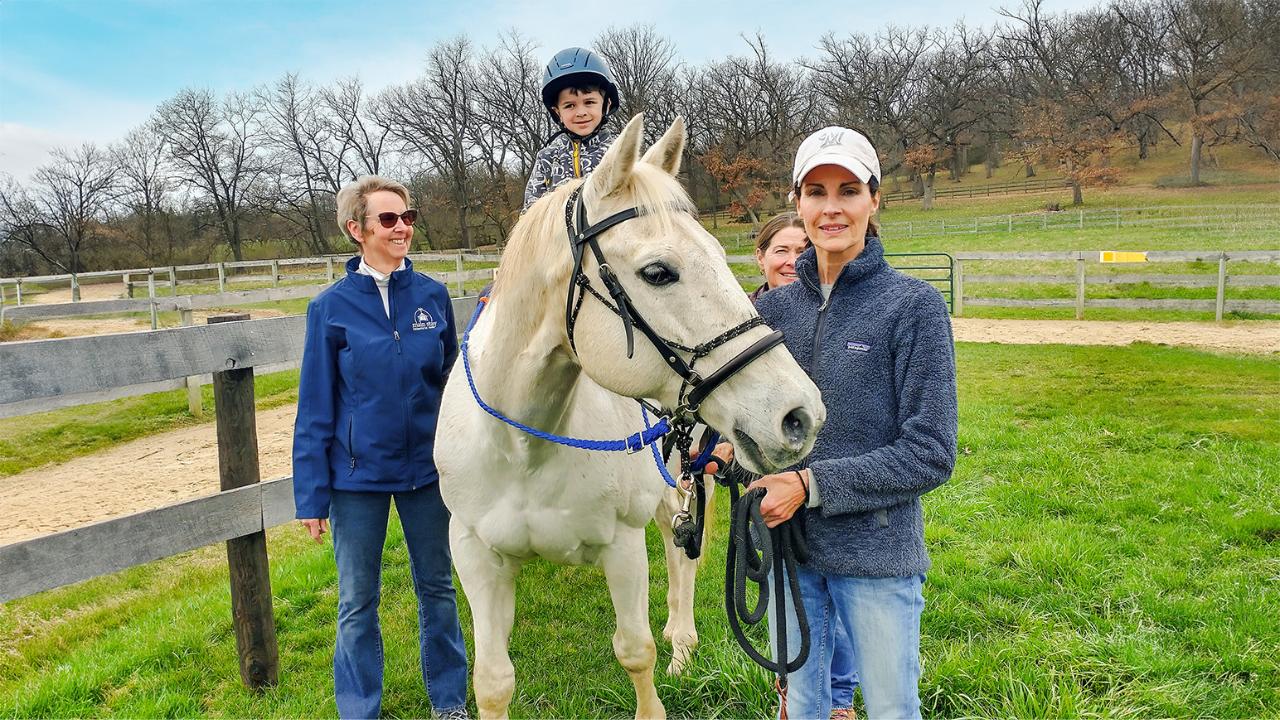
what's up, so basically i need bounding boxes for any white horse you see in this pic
[435,114,824,719]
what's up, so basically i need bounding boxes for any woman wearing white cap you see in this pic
[745,127,958,719]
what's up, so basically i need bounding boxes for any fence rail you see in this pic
[953,249,1280,320]
[880,204,1280,239]
[1,296,483,688]
[0,475,297,602]
[0,252,501,306]
[0,296,478,419]
[882,176,1070,203]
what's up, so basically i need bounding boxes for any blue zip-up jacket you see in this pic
[756,238,957,578]
[292,256,458,519]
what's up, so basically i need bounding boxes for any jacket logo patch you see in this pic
[412,308,437,331]
[847,340,871,353]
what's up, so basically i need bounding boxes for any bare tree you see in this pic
[468,31,549,244]
[913,24,999,206]
[473,32,549,179]
[698,34,819,221]
[0,145,118,295]
[812,25,932,182]
[113,126,176,265]
[1120,0,1262,183]
[322,77,393,178]
[258,74,345,255]
[378,38,479,249]
[999,0,1125,203]
[153,88,269,261]
[595,24,681,142]
[0,176,51,277]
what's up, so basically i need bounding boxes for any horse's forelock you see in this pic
[492,162,699,298]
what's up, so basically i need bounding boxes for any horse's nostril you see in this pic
[781,407,811,448]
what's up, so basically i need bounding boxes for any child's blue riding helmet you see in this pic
[541,47,621,123]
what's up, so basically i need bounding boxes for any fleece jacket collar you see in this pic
[796,236,887,299]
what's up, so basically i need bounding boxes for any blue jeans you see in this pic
[771,566,924,720]
[330,483,468,719]
[830,618,859,708]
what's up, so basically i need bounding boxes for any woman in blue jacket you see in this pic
[292,176,468,719]
[750,128,958,719]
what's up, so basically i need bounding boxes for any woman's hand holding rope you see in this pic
[747,469,809,528]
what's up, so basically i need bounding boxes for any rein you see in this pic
[718,462,812,711]
[461,297,674,459]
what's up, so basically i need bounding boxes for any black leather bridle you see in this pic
[561,185,785,420]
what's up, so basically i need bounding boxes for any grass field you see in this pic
[2,342,1276,717]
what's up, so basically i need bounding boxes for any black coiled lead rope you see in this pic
[720,462,811,706]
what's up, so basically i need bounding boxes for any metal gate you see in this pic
[886,252,955,314]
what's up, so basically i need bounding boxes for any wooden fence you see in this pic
[0,296,480,688]
[953,250,1280,320]
[0,252,501,306]
[882,176,1070,203]
[880,203,1280,239]
[0,267,495,328]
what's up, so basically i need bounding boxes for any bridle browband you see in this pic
[561,185,785,420]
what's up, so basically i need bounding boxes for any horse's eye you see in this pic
[639,262,679,287]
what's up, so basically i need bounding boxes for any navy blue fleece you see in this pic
[756,238,957,577]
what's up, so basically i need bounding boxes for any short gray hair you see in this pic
[336,175,411,242]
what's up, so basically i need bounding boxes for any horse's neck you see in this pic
[472,282,581,440]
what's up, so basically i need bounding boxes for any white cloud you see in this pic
[0,123,77,181]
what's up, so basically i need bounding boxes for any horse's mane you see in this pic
[492,163,697,299]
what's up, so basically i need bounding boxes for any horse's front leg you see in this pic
[601,528,666,719]
[450,521,520,719]
[656,486,699,675]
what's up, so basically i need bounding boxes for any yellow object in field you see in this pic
[1100,251,1148,263]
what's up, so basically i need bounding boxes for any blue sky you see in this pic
[0,0,1099,180]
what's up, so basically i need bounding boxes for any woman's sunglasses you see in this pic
[371,209,418,228]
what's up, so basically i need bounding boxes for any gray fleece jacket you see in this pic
[756,238,957,578]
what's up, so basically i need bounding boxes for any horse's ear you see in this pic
[585,113,644,201]
[641,116,686,177]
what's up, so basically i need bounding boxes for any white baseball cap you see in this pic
[792,126,881,188]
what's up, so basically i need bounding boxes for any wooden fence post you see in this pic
[14,279,22,306]
[209,312,279,690]
[454,253,464,297]
[326,257,335,283]
[270,260,280,288]
[953,258,965,317]
[182,309,202,417]
[124,273,133,299]
[147,271,158,330]
[1075,253,1086,320]
[169,266,178,296]
[1216,252,1227,322]
[218,262,227,293]
[71,273,81,302]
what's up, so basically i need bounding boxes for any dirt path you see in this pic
[0,405,298,545]
[952,318,1280,354]
[30,282,126,304]
[2,318,1277,545]
[5,308,289,341]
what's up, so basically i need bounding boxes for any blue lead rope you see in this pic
[461,297,677,485]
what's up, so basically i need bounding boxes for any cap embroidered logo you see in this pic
[818,129,846,149]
